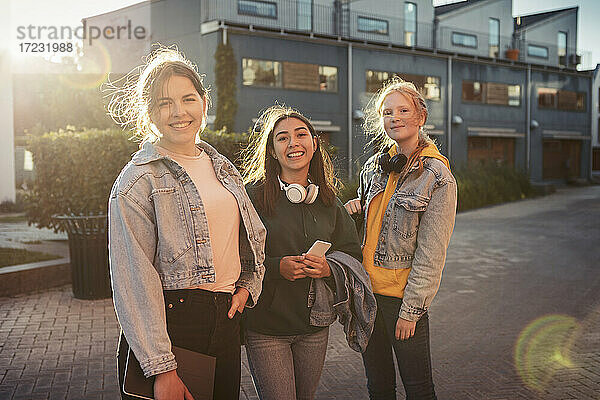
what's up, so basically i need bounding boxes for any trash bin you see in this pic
[53,214,111,300]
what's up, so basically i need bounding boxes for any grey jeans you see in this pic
[245,327,329,400]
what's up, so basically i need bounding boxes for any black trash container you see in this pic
[54,214,111,300]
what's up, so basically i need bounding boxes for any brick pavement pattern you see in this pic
[1,186,599,399]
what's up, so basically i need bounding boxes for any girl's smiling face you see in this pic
[381,91,425,150]
[152,75,207,152]
[271,117,317,182]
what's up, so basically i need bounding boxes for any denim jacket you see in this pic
[357,153,457,322]
[308,251,376,353]
[108,141,266,377]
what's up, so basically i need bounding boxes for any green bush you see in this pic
[454,162,534,212]
[338,178,359,204]
[25,127,251,231]
[337,162,534,212]
[25,128,137,230]
[201,128,249,167]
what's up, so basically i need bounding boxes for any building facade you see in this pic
[7,0,595,193]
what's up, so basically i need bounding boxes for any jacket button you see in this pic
[179,298,185,303]
[168,303,173,308]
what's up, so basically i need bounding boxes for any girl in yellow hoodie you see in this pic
[345,77,457,400]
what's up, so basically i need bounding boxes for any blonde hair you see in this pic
[105,45,211,144]
[363,76,435,178]
[241,105,338,215]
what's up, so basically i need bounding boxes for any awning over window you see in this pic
[467,127,525,138]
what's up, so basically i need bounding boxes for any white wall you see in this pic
[1,0,15,202]
[0,50,16,202]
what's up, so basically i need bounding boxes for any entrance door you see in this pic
[542,139,581,180]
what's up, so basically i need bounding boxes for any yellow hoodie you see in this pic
[362,143,450,298]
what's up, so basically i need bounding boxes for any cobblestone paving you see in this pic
[0,186,599,399]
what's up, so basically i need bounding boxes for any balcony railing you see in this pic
[201,0,590,69]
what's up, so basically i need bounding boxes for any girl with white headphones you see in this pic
[241,105,363,400]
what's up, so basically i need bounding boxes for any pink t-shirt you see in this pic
[156,145,241,293]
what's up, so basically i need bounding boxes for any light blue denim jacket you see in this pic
[308,251,377,353]
[357,154,457,322]
[108,141,266,377]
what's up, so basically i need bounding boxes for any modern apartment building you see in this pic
[5,0,594,195]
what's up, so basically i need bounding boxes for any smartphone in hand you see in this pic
[306,240,331,258]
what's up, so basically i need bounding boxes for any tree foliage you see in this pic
[214,42,238,131]
[13,74,114,137]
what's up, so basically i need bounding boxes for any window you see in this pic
[527,44,548,59]
[319,66,338,92]
[358,16,389,35]
[404,2,417,47]
[452,32,477,48]
[558,90,585,111]
[243,58,337,92]
[238,0,277,19]
[462,81,484,103]
[242,58,282,87]
[462,81,521,107]
[538,88,557,108]
[23,150,34,171]
[538,87,586,111]
[489,18,499,58]
[365,70,440,101]
[297,0,312,31]
[558,31,567,66]
[508,85,521,106]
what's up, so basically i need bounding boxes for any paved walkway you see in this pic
[0,186,599,399]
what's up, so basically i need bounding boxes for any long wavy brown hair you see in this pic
[241,105,338,216]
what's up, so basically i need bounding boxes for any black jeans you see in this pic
[361,294,437,400]
[117,289,241,400]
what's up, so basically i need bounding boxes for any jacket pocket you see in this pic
[149,187,193,263]
[392,194,429,239]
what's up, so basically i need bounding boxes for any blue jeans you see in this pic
[117,289,241,400]
[245,327,329,400]
[361,294,437,400]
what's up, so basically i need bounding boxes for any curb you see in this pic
[0,257,71,297]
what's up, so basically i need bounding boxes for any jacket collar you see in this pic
[131,140,222,167]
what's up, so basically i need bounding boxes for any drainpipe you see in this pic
[348,43,353,178]
[446,56,452,159]
[589,68,596,180]
[433,17,438,50]
[526,64,531,174]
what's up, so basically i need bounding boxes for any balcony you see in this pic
[201,0,591,70]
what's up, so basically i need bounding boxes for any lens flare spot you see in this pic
[61,41,112,89]
[514,315,579,392]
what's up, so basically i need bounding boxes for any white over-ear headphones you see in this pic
[278,176,319,204]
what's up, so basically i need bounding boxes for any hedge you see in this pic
[338,163,535,212]
[25,128,249,231]
[24,126,535,232]
[25,128,137,230]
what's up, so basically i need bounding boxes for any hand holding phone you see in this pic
[303,240,332,278]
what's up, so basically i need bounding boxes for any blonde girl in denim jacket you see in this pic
[345,77,457,400]
[106,47,266,400]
